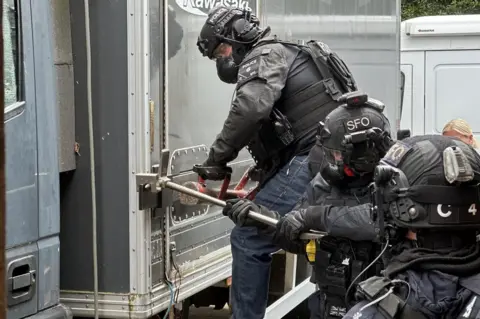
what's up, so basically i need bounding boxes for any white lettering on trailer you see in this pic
[177,0,254,16]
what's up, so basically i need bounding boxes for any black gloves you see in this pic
[222,199,311,255]
[222,198,279,229]
[272,210,310,254]
[192,163,232,181]
[275,210,309,243]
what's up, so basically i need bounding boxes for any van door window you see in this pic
[3,0,22,108]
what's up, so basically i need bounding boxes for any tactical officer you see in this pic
[194,5,357,318]
[223,92,393,318]
[341,135,480,319]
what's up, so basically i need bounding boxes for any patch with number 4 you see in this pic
[429,203,480,224]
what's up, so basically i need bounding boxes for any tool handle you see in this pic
[164,180,325,240]
[248,211,323,240]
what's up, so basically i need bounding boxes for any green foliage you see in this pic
[402,0,480,20]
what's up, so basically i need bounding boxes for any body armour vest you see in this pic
[243,37,355,183]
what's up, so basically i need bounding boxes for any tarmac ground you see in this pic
[189,305,230,318]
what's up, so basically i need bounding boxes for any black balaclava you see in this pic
[216,56,239,84]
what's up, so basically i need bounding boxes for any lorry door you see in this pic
[4,0,40,318]
[400,51,425,135]
[160,0,256,291]
[424,50,480,137]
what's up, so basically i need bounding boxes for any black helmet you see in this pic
[384,135,480,188]
[374,135,480,278]
[197,5,261,61]
[375,135,480,233]
[318,92,392,184]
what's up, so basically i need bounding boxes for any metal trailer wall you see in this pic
[59,0,401,317]
[61,1,157,318]
[167,0,400,154]
[163,0,401,296]
[61,0,131,296]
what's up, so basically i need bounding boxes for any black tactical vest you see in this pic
[311,186,382,317]
[245,37,356,184]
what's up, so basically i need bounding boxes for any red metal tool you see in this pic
[179,165,258,205]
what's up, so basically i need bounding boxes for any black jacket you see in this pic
[207,35,336,168]
[272,172,379,255]
[299,173,378,241]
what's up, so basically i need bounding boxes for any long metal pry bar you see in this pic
[158,178,326,240]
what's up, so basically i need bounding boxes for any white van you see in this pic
[400,15,480,137]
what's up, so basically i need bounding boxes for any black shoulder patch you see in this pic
[343,116,373,132]
[236,49,271,88]
[383,141,412,167]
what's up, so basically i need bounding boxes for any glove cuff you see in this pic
[302,207,320,230]
[255,205,280,231]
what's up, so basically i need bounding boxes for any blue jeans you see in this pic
[230,155,312,319]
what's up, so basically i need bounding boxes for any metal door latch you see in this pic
[136,149,171,210]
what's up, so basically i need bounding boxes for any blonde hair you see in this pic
[442,118,479,148]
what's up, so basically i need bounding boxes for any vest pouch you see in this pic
[247,119,290,167]
[324,264,349,296]
[271,108,295,147]
[305,40,358,93]
[315,236,349,295]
